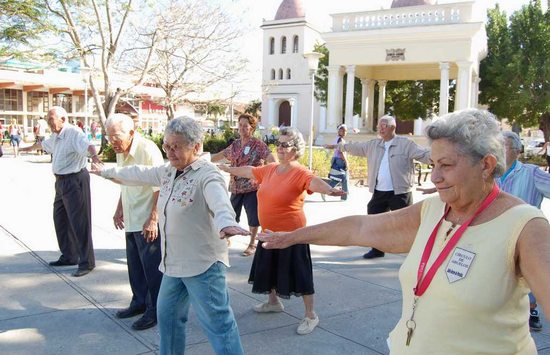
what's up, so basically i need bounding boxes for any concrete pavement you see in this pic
[1,153,550,354]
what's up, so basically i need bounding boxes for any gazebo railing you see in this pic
[332,2,479,32]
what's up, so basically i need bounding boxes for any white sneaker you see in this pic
[253,302,284,313]
[296,316,319,335]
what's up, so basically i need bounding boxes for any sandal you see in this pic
[242,244,256,257]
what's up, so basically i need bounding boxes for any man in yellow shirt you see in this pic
[105,114,164,330]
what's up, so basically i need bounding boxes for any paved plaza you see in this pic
[1,153,550,354]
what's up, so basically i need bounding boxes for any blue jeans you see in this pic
[125,231,162,319]
[329,157,348,200]
[157,262,243,355]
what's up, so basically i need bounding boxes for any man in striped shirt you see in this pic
[21,106,100,277]
[500,131,550,331]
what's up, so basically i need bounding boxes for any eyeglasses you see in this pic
[162,143,184,153]
[106,134,128,143]
[275,141,294,149]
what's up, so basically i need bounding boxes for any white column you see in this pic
[22,91,28,138]
[367,80,375,132]
[288,98,296,127]
[268,98,276,127]
[360,78,368,128]
[377,80,387,119]
[439,62,450,116]
[455,61,473,110]
[326,65,344,132]
[71,95,77,118]
[471,76,481,108]
[344,65,356,125]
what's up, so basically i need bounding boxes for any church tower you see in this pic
[261,0,323,140]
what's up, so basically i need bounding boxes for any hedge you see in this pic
[100,132,369,179]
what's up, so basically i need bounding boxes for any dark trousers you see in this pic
[126,231,162,319]
[367,190,412,253]
[53,169,95,269]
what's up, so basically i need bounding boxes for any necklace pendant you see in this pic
[445,223,457,238]
[405,317,416,347]
[406,327,414,346]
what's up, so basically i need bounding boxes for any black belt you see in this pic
[54,169,85,180]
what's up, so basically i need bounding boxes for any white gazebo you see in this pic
[322,0,488,133]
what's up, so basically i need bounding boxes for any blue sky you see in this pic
[228,0,545,101]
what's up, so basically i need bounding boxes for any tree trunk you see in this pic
[539,112,550,141]
[167,105,175,120]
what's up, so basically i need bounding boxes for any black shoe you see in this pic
[530,309,543,331]
[363,249,385,259]
[49,259,77,266]
[116,306,146,319]
[131,316,157,330]
[72,267,94,277]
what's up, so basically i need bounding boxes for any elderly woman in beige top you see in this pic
[92,117,247,355]
[260,109,550,354]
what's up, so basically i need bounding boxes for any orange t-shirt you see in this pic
[252,163,314,232]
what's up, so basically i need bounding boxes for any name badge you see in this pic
[243,146,250,155]
[446,247,475,283]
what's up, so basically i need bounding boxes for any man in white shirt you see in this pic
[327,115,431,259]
[21,106,100,276]
[34,117,48,154]
[105,114,164,331]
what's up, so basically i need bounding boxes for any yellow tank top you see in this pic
[388,196,546,354]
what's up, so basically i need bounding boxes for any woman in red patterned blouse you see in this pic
[212,114,276,256]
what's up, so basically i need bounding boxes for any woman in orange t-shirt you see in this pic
[220,127,344,335]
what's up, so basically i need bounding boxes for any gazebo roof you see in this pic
[274,0,305,20]
[391,0,436,8]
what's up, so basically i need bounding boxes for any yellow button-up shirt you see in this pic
[117,133,164,232]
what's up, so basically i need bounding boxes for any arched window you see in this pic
[286,68,291,80]
[293,35,299,53]
[269,37,275,55]
[278,69,283,80]
[271,69,276,80]
[281,36,287,54]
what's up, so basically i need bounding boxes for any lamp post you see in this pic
[303,52,323,170]
[80,66,91,129]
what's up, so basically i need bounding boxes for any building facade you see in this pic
[261,0,324,142]
[261,0,488,138]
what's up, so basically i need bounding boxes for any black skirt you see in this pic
[248,241,314,299]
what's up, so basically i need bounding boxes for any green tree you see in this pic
[0,0,52,57]
[480,1,550,140]
[207,101,227,118]
[313,44,442,121]
[386,80,443,120]
[244,99,261,118]
[313,43,329,105]
[479,5,516,120]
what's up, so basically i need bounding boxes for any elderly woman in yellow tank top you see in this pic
[258,109,550,354]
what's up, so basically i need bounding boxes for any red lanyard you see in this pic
[414,184,500,297]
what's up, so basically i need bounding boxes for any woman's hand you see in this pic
[257,229,293,249]
[219,225,251,239]
[326,188,346,197]
[218,164,231,173]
